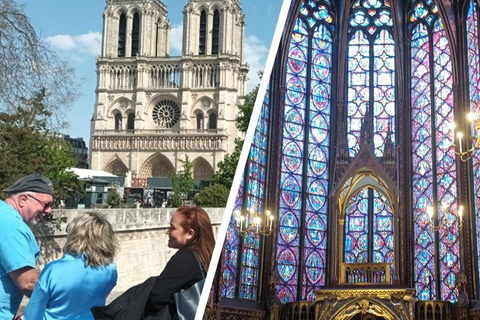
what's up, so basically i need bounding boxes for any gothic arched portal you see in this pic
[139,153,175,178]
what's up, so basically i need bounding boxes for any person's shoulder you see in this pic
[0,200,21,221]
[172,248,198,263]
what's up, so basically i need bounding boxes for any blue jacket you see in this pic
[24,253,117,320]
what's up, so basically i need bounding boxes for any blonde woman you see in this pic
[23,212,118,320]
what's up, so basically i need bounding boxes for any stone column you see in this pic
[126,14,133,57]
[206,11,213,55]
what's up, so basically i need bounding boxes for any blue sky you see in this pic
[22,0,282,142]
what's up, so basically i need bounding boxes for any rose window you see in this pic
[152,100,180,128]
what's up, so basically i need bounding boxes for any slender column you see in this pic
[126,14,133,57]
[206,11,213,55]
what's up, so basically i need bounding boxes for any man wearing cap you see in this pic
[0,173,54,319]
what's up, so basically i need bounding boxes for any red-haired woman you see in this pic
[143,206,215,319]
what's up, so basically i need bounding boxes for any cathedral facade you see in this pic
[210,0,480,319]
[89,0,248,183]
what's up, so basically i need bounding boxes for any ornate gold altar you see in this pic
[312,287,416,320]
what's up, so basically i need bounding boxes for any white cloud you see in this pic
[170,24,183,56]
[244,34,269,92]
[46,31,102,61]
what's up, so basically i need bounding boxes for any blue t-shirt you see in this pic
[23,253,117,320]
[0,199,40,319]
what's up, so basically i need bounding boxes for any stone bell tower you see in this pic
[89,0,249,184]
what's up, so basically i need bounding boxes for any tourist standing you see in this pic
[23,212,118,320]
[0,174,54,319]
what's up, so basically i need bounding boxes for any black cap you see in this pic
[3,174,54,196]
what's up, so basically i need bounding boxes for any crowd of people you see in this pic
[0,174,215,320]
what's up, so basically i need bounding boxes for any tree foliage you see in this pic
[236,71,262,134]
[106,189,122,208]
[211,138,243,188]
[170,155,195,207]
[194,184,229,207]
[0,0,79,129]
[210,73,262,189]
[0,90,84,202]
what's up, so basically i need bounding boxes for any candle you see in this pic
[240,215,245,232]
[426,206,434,220]
[450,122,455,146]
[457,132,463,154]
[459,205,464,222]
[269,214,274,230]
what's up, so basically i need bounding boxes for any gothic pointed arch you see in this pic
[139,152,175,178]
[103,155,129,176]
[199,9,207,55]
[118,11,127,57]
[192,157,214,181]
[131,11,140,56]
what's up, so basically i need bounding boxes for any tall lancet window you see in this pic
[220,85,271,300]
[344,188,394,271]
[275,0,334,303]
[118,13,127,57]
[410,0,459,301]
[131,12,140,56]
[199,10,206,55]
[212,10,220,54]
[466,0,480,288]
[346,0,395,157]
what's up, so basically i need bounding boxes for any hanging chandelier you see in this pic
[426,201,464,232]
[234,207,274,236]
[450,112,480,162]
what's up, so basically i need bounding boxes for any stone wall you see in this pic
[33,207,224,295]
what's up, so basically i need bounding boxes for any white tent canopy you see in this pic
[68,168,118,179]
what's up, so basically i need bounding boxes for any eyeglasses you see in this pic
[26,194,53,211]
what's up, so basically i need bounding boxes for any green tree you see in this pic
[0,0,79,129]
[210,72,261,189]
[170,155,195,207]
[0,90,84,203]
[211,138,243,188]
[235,75,260,133]
[106,189,122,208]
[194,184,230,207]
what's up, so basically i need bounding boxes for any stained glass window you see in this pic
[240,85,270,300]
[220,176,243,298]
[276,0,334,303]
[344,188,394,272]
[410,0,459,301]
[466,0,480,291]
[347,0,395,157]
[220,85,271,300]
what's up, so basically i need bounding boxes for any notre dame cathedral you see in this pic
[89,0,248,185]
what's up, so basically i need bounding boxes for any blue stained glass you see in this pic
[278,249,297,282]
[305,251,323,283]
[466,0,480,291]
[277,0,334,303]
[280,212,300,243]
[306,215,325,245]
[411,1,458,301]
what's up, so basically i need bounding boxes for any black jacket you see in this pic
[91,249,203,320]
[144,249,204,317]
[91,276,158,320]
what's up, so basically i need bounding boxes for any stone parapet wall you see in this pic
[34,207,224,293]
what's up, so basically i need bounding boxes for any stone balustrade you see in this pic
[91,134,227,151]
[340,262,391,284]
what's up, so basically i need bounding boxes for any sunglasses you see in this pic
[26,194,53,211]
